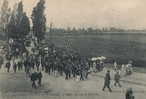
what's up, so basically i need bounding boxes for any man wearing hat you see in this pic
[102,70,112,92]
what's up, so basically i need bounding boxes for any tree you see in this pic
[31,0,46,44]
[7,1,30,55]
[0,0,11,35]
[7,1,30,40]
[7,14,17,39]
[18,12,30,39]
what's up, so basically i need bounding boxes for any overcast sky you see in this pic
[0,0,146,29]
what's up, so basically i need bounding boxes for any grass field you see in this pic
[47,33,146,67]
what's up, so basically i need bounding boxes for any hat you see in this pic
[107,70,110,72]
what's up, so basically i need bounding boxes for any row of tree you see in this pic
[48,27,127,34]
[0,0,46,44]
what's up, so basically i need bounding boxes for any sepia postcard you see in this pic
[0,0,146,99]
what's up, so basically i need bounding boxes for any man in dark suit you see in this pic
[102,70,112,92]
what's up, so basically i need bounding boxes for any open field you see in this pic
[46,33,146,67]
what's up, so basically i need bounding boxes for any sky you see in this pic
[0,0,146,29]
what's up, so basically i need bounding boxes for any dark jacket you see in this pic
[104,72,111,84]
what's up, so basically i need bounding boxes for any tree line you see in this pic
[49,27,146,34]
[0,0,46,45]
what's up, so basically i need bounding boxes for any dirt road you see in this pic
[0,68,145,99]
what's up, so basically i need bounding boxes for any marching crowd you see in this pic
[1,44,93,87]
[0,42,134,99]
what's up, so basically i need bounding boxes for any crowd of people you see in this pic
[0,40,135,99]
[102,70,134,99]
[113,61,133,76]
[1,42,105,88]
